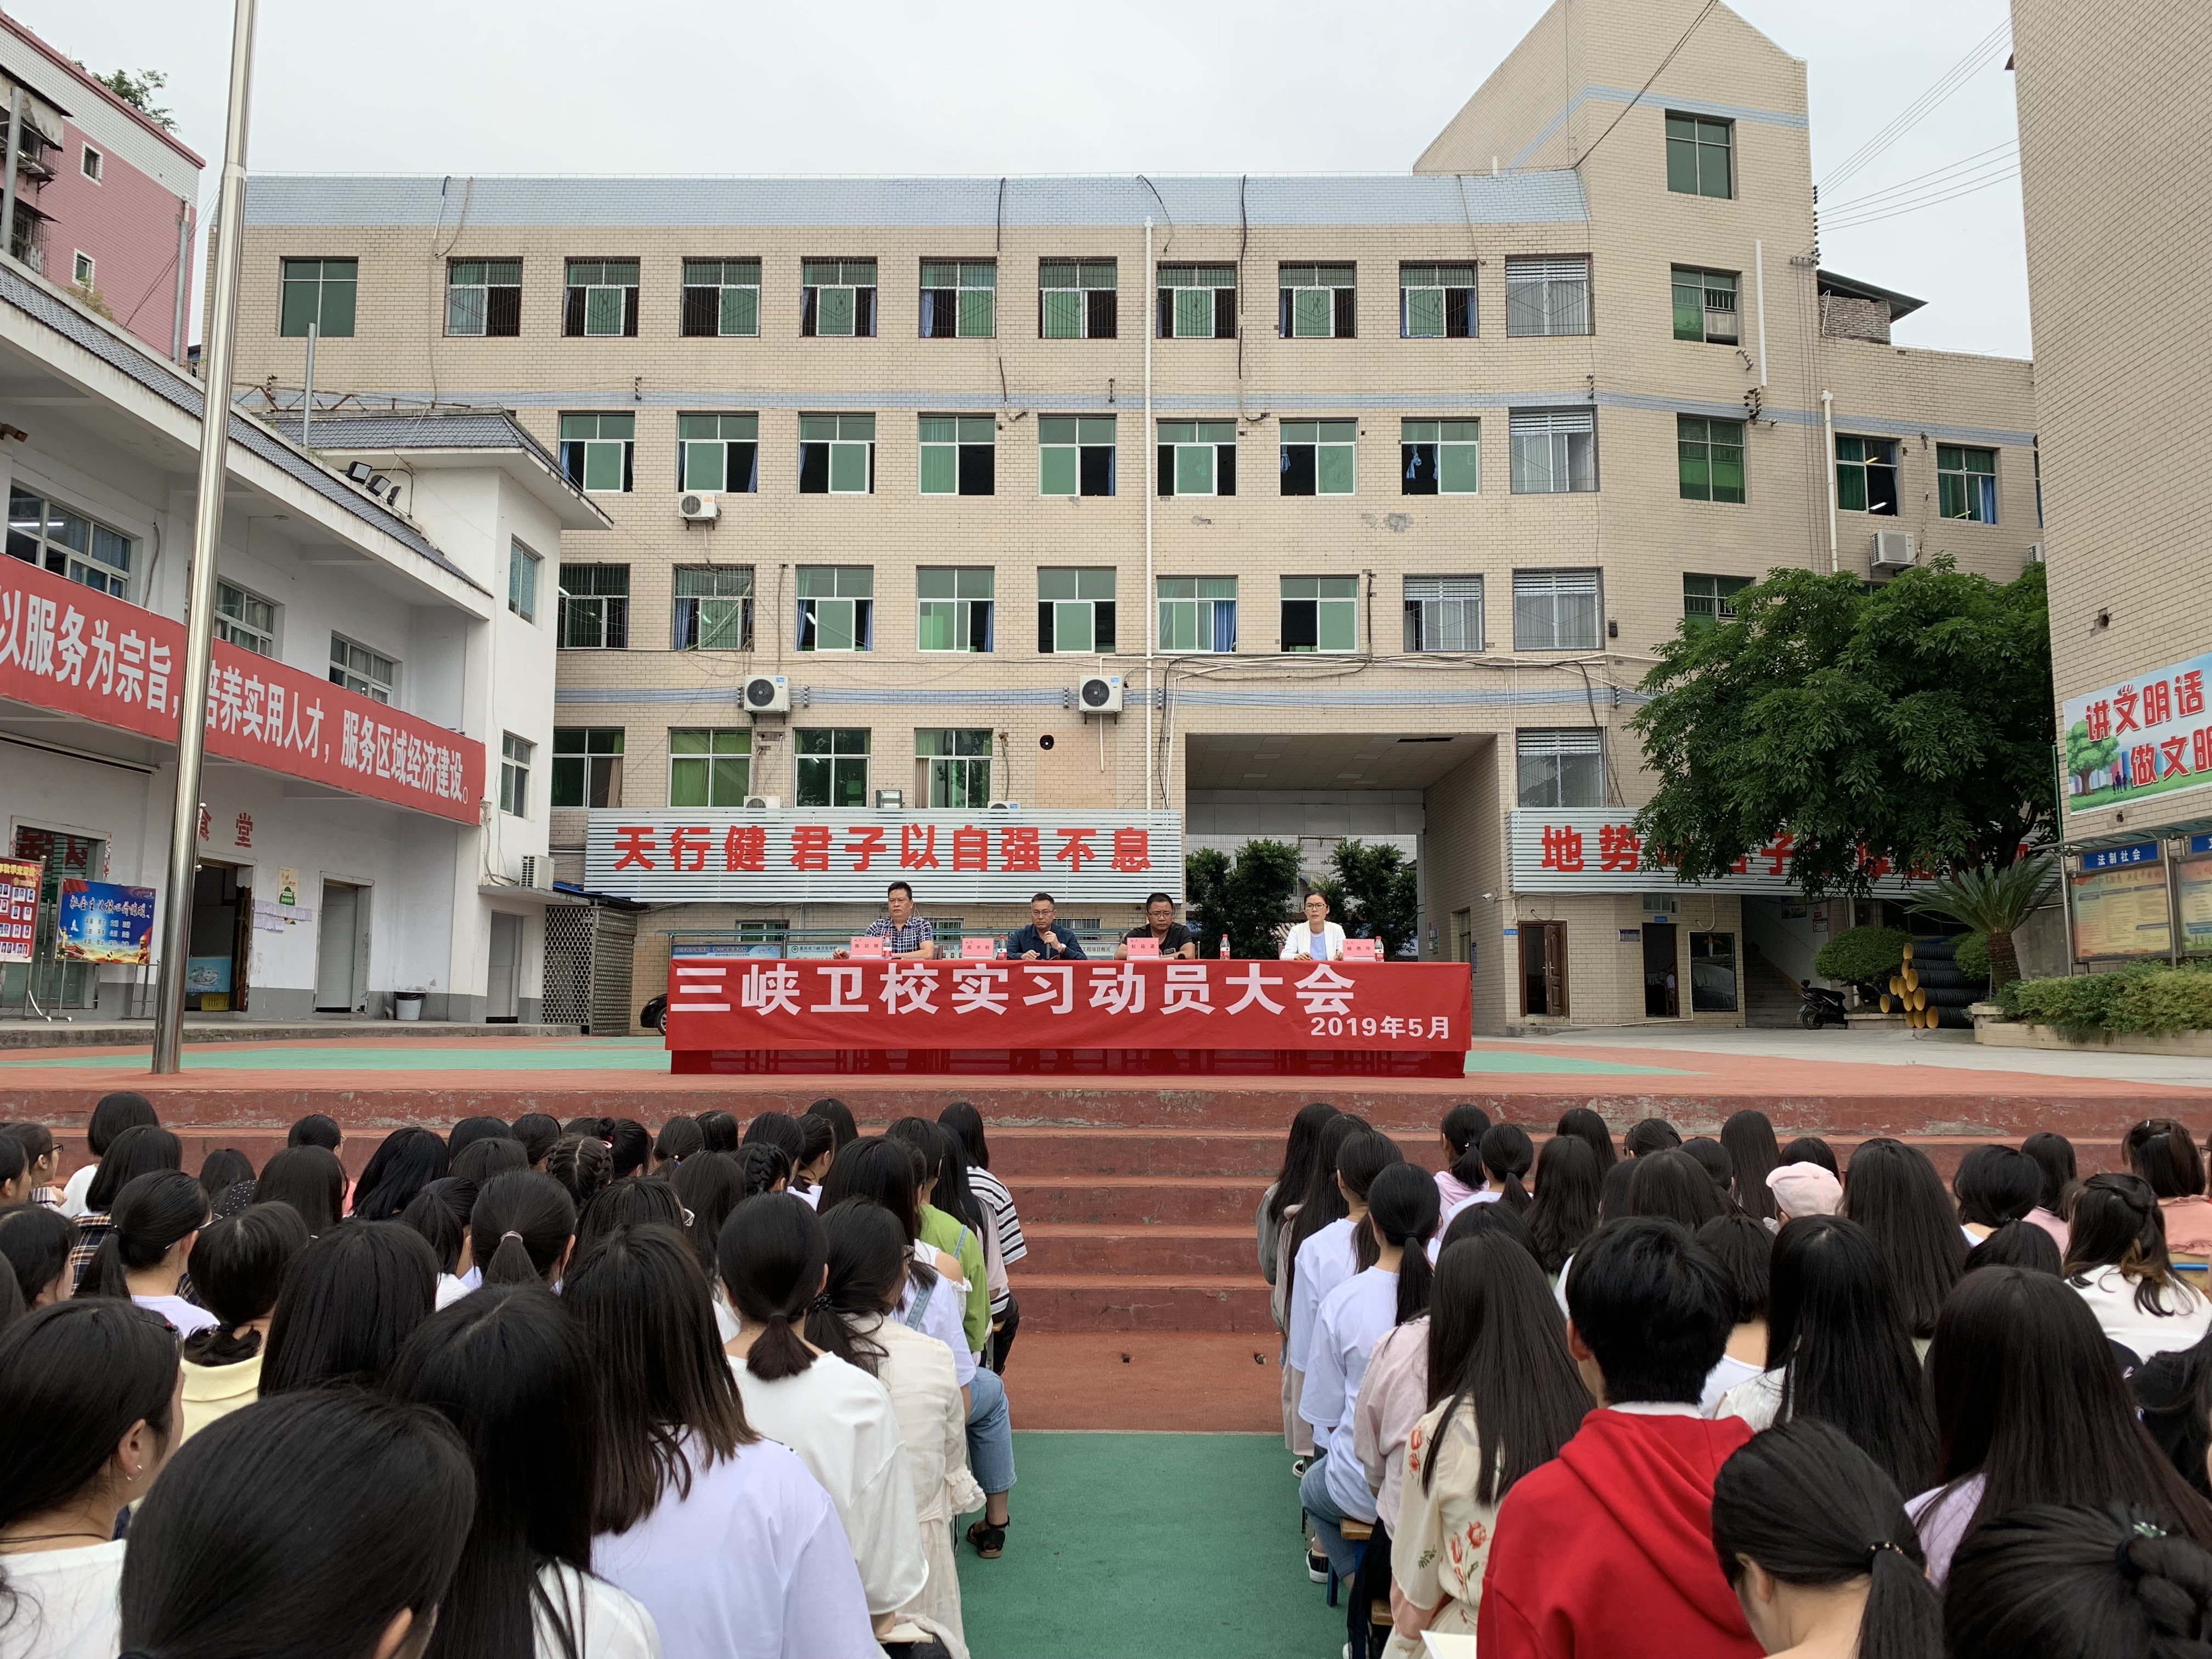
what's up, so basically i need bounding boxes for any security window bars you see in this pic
[1683,573,1751,631]
[680,258,760,337]
[1836,435,1900,516]
[1671,266,1739,343]
[1401,419,1480,495]
[1404,575,1483,651]
[1280,577,1358,653]
[445,259,522,337]
[797,414,875,495]
[500,734,533,817]
[557,564,630,650]
[678,414,759,493]
[796,567,874,652]
[1678,415,1746,504]
[1508,408,1596,494]
[1277,263,1355,338]
[672,566,754,651]
[1938,445,1997,522]
[1039,415,1115,496]
[1156,264,1237,339]
[795,728,870,808]
[1504,256,1592,337]
[1156,420,1237,497]
[214,581,276,656]
[507,539,540,622]
[1158,577,1237,654]
[1037,568,1116,654]
[280,257,356,337]
[669,728,752,808]
[1040,258,1117,338]
[1512,569,1601,651]
[552,727,624,809]
[917,729,993,809]
[1666,113,1734,199]
[5,489,131,597]
[1517,728,1604,808]
[558,413,635,494]
[919,415,996,496]
[1279,420,1356,496]
[920,260,995,338]
[801,259,878,337]
[564,259,640,337]
[1400,262,1475,338]
[330,635,396,704]
[917,567,995,653]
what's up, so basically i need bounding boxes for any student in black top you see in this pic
[1116,891,1197,959]
[1005,891,1087,960]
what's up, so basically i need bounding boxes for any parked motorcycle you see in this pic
[1798,981,1848,1029]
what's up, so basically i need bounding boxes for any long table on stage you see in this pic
[662,956,1472,1076]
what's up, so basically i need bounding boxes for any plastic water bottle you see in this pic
[1218,933,1231,959]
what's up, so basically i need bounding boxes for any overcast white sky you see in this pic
[26,0,2029,358]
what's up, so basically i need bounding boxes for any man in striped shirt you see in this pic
[833,881,937,960]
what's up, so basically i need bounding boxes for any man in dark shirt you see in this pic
[1005,891,1087,961]
[1117,891,1198,959]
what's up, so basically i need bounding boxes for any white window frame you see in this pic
[1516,728,1606,809]
[681,258,761,337]
[916,729,994,808]
[558,413,635,495]
[1157,576,1238,654]
[1511,568,1602,652]
[214,579,278,657]
[1038,568,1115,654]
[565,258,639,337]
[500,733,533,818]
[797,414,876,495]
[802,259,878,338]
[330,634,397,704]
[70,251,93,289]
[1039,258,1117,338]
[796,566,874,653]
[1279,576,1359,654]
[672,566,755,651]
[916,567,995,654]
[79,145,101,183]
[507,538,540,623]
[1158,420,1236,498]
[1400,420,1481,495]
[1278,420,1357,496]
[6,486,132,598]
[678,413,759,493]
[1508,408,1598,495]
[1157,264,1235,339]
[1504,256,1593,337]
[1399,262,1476,338]
[918,415,995,497]
[1277,263,1355,338]
[1038,415,1116,497]
[444,258,521,337]
[919,259,996,338]
[557,564,630,651]
[1404,575,1483,652]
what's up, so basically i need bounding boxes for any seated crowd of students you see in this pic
[1259,1102,2212,1658]
[0,1092,1028,1659]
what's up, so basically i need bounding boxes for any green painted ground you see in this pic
[955,1432,1341,1659]
[1465,1047,1682,1075]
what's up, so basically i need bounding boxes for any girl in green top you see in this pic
[889,1120,991,1356]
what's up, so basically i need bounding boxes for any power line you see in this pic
[1824,167,2021,233]
[1822,139,2017,212]
[1579,0,1723,165]
[1819,20,2010,194]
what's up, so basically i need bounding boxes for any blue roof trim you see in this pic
[241,171,1589,229]
[1506,83,1807,169]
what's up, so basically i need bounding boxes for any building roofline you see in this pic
[0,8,206,167]
[1816,268,1926,322]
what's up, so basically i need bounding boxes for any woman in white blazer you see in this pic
[1280,891,1348,962]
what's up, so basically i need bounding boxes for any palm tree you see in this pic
[1907,855,2057,991]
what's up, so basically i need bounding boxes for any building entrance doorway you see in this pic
[315,881,368,1013]
[187,862,250,1012]
[487,912,522,1022]
[1643,922,1679,1017]
[1520,922,1567,1017]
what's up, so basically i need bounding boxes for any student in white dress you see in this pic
[0,1300,179,1659]
[2062,1172,2212,1361]
[389,1283,662,1658]
[563,1222,878,1659]
[1284,1126,1392,1435]
[77,1170,216,1339]
[1691,1214,1771,1414]
[1277,1114,1364,1462]
[716,1195,927,1639]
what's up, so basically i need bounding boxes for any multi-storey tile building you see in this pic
[228,0,2038,1032]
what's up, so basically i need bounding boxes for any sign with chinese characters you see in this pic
[0,555,482,823]
[2080,842,2160,873]
[662,956,1470,1054]
[2062,652,2212,815]
[55,880,155,964]
[1507,811,1927,895]
[0,857,39,964]
[2072,862,2172,959]
[587,810,1185,904]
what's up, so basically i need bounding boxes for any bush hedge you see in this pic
[1954,933,1990,983]
[1814,926,1911,988]
[1997,961,2212,1039]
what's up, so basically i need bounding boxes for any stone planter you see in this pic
[1973,1019,2212,1057]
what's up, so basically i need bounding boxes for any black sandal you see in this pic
[966,1517,1007,1559]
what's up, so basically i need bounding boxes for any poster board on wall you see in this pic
[2071,863,2173,959]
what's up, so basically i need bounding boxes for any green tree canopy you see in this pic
[1316,840,1421,958]
[1185,840,1301,958]
[1630,560,2053,896]
[83,66,174,130]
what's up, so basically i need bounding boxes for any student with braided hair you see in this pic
[1946,1504,2212,1659]
[542,1135,613,1215]
[2066,1172,2212,1361]
[2128,1119,2212,1257]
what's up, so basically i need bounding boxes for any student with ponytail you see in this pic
[1261,1101,1338,1283]
[470,1173,578,1290]
[66,1126,180,1293]
[1432,1104,1490,1212]
[176,1205,309,1443]
[716,1195,926,1637]
[653,1116,704,1173]
[79,1171,215,1338]
[1278,1111,1365,1462]
[1285,1125,1395,1427]
[542,1136,613,1215]
[1711,1419,1941,1659]
[1471,1123,1534,1217]
[1945,1503,2212,1659]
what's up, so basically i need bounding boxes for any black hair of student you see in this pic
[1554,1106,1616,1173]
[742,1110,807,1165]
[1527,1132,1601,1276]
[472,1171,577,1287]
[1841,1137,1965,1341]
[448,1115,515,1157]
[653,1115,704,1166]
[117,1389,474,1659]
[886,1116,972,1228]
[1624,1116,1682,1158]
[606,1118,651,1180]
[387,1285,602,1659]
[400,1186,465,1276]
[2128,1119,2210,1201]
[1712,1419,1941,1659]
[718,1192,827,1381]
[0,1299,178,1634]
[181,1203,311,1365]
[1780,1134,1840,1175]
[1696,1213,1774,1324]
[2134,1330,2212,1502]
[1440,1103,1491,1162]
[1628,1148,1729,1231]
[1423,1234,1593,1502]
[2067,1171,2194,1318]
[1929,1266,2212,1556]
[1442,1193,1535,1255]
[1682,1136,1735,1199]
[806,1198,908,1378]
[561,1221,755,1535]
[86,1122,183,1211]
[925,1119,990,1239]
[0,1136,21,1191]
[575,1175,685,1262]
[820,1136,927,1253]
[793,1111,836,1183]
[1365,1161,1438,1325]
[670,1150,751,1277]
[1945,1503,2212,1659]
[1964,1218,2064,1277]
[1598,1155,1637,1224]
[1764,1215,1935,1493]
[286,1112,342,1152]
[696,1109,741,1153]
[351,1126,451,1221]
[563,1116,613,1139]
[541,1133,613,1212]
[738,1141,793,1199]
[195,1147,254,1205]
[2023,1131,2078,1212]
[1567,1217,1735,1404]
[1337,1130,1404,1273]
[81,1168,206,1300]
[0,1203,72,1305]
[259,1219,438,1394]
[247,1146,343,1238]
[87,1088,157,1156]
[1720,1109,1782,1223]
[0,1121,54,1171]
[804,1098,856,1150]
[1954,1144,2044,1228]
[0,1266,19,1338]
[1283,1112,1367,1307]
[452,1136,529,1187]
[940,1100,995,1172]
[510,1112,561,1166]
[1477,1123,1536,1215]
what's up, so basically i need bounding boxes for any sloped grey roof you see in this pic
[261,407,568,476]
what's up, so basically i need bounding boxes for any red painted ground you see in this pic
[1007,1334,1289,1433]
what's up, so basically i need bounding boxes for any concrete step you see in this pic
[1013,1274,1276,1333]
[987,1126,1440,1180]
[1020,1223,1260,1278]
[1015,1175,1268,1226]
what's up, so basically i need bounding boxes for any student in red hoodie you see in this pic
[1478,1216,1763,1659]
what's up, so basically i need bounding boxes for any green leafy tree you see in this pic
[1630,560,2055,895]
[1325,839,1421,958]
[85,66,175,129]
[1907,855,2057,990]
[2063,718,2119,797]
[1185,839,1301,959]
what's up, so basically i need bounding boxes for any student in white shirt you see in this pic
[77,1170,216,1338]
[1692,1214,1771,1415]
[388,1283,662,1658]
[1279,1115,1366,1452]
[565,1221,877,1659]
[0,1300,179,1659]
[1278,889,1347,962]
[1285,1127,1394,1388]
[2063,1172,2212,1361]
[55,1093,159,1220]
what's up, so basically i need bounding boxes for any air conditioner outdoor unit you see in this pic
[518,855,553,891]
[742,795,781,810]
[741,674,790,713]
[678,492,719,523]
[988,800,1022,811]
[1870,530,1917,571]
[1071,674,1123,714]
[2027,541,2045,564]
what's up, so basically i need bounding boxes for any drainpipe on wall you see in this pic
[1143,215,1155,815]
[171,202,193,364]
